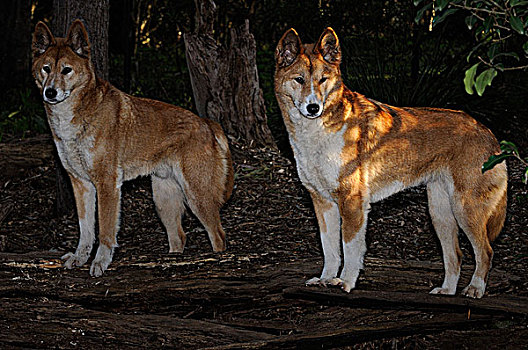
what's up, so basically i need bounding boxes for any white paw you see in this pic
[305,277,334,287]
[89,245,114,277]
[329,278,355,293]
[429,287,456,296]
[61,252,89,269]
[462,285,485,299]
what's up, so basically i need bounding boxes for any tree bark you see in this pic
[51,0,110,215]
[184,0,275,148]
[52,0,109,80]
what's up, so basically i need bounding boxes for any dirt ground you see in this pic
[0,133,527,349]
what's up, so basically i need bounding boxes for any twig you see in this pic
[450,2,506,16]
[477,56,528,71]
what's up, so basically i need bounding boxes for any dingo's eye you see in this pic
[294,77,305,85]
[43,66,51,74]
[320,77,328,84]
[62,67,72,75]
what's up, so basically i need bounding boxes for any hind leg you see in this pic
[453,198,493,299]
[427,181,462,295]
[176,146,228,252]
[188,195,226,252]
[462,233,492,298]
[181,179,226,252]
[461,228,493,298]
[152,175,186,253]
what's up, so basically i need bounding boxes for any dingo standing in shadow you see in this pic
[32,20,234,277]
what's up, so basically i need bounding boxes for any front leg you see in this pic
[62,175,96,269]
[306,191,342,287]
[90,179,121,277]
[331,191,368,292]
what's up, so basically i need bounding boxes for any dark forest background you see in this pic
[1,0,526,153]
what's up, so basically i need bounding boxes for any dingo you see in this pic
[274,27,507,298]
[32,20,234,277]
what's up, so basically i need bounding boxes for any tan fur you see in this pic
[32,20,233,276]
[309,190,334,234]
[275,27,507,298]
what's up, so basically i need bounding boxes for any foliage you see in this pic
[483,141,528,183]
[415,1,528,183]
[340,28,469,107]
[0,88,47,141]
[3,0,524,147]
[125,45,194,109]
[254,0,474,112]
[415,0,528,96]
[108,0,194,109]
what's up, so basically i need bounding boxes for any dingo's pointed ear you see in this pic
[66,20,91,58]
[32,22,56,58]
[276,28,303,68]
[315,27,341,64]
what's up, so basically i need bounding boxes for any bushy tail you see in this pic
[206,119,234,202]
[487,186,507,242]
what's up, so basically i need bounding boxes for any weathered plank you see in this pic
[1,298,274,349]
[283,287,528,317]
[203,315,496,350]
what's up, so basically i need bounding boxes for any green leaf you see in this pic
[488,44,498,61]
[475,68,497,96]
[524,166,528,184]
[415,3,432,24]
[483,16,493,33]
[467,41,485,62]
[7,110,19,119]
[523,41,528,56]
[500,140,520,157]
[433,8,458,26]
[491,52,521,62]
[510,16,525,34]
[436,0,449,11]
[464,63,479,95]
[510,0,528,7]
[465,15,477,30]
[413,0,425,6]
[482,153,512,173]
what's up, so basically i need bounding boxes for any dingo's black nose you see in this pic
[45,88,57,99]
[307,104,320,115]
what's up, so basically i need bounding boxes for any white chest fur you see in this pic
[48,102,94,179]
[288,109,346,201]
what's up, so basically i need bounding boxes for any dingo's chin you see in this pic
[300,111,322,119]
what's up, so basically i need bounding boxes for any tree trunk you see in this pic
[184,0,275,148]
[0,0,32,90]
[51,0,110,215]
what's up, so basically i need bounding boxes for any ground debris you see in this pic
[0,135,526,349]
